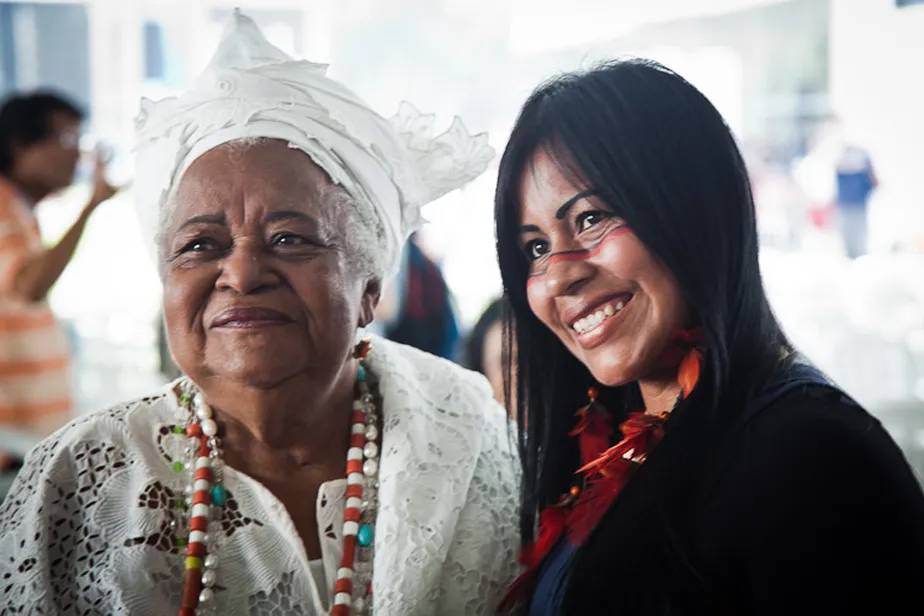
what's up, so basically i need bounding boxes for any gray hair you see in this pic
[156,138,388,282]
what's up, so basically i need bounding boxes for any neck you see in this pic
[638,374,681,417]
[3,172,47,206]
[196,362,359,477]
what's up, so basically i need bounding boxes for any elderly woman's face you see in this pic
[518,150,689,387]
[163,139,377,389]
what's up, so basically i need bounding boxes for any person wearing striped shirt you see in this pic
[0,92,115,454]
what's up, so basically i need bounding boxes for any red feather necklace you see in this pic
[500,329,704,610]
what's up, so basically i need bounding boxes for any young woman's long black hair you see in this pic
[495,59,791,545]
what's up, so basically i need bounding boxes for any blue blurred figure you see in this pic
[835,144,878,258]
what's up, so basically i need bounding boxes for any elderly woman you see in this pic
[495,60,924,614]
[0,12,518,615]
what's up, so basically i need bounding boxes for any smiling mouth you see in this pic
[571,295,632,335]
[210,307,294,329]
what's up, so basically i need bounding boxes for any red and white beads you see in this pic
[174,348,379,616]
[332,360,379,616]
[176,387,226,616]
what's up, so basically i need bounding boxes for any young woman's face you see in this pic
[518,150,690,386]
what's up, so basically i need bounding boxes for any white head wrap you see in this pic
[134,9,494,276]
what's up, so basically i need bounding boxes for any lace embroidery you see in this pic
[247,571,306,615]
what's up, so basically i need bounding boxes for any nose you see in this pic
[216,241,279,294]
[543,255,593,298]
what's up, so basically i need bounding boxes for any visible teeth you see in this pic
[573,301,625,334]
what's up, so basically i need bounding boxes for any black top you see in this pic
[558,364,924,614]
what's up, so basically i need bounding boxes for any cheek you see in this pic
[640,262,687,327]
[289,260,360,331]
[525,277,553,328]
[162,269,213,342]
[592,229,638,277]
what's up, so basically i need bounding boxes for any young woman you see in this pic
[495,59,924,614]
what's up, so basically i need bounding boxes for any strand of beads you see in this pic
[332,346,379,616]
[172,342,379,616]
[176,383,227,616]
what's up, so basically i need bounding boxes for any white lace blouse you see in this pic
[0,337,521,614]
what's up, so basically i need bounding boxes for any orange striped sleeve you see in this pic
[0,198,28,294]
[0,398,71,425]
[0,234,27,253]
[0,311,57,333]
[0,355,70,377]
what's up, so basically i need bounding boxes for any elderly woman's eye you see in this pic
[180,238,217,253]
[271,233,308,247]
[523,238,550,262]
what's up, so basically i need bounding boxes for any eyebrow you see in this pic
[177,213,225,231]
[555,189,599,220]
[176,210,317,232]
[518,188,600,235]
[265,210,316,224]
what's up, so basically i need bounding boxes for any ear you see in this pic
[358,277,382,328]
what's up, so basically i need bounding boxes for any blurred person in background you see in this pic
[464,297,506,406]
[377,233,461,360]
[495,59,924,614]
[0,12,517,615]
[0,91,115,454]
[834,141,877,258]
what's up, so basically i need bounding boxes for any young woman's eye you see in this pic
[270,233,308,247]
[576,210,608,232]
[523,238,550,262]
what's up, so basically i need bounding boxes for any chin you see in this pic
[581,348,641,388]
[209,352,304,389]
[229,365,298,389]
[590,366,635,389]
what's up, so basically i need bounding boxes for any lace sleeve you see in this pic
[0,423,136,614]
[437,408,521,614]
[1,434,74,612]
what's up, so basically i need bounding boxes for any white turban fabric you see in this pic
[134,9,494,276]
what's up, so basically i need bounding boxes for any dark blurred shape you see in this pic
[464,298,505,405]
[0,91,83,183]
[383,234,460,360]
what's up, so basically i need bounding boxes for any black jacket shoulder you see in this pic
[564,384,924,615]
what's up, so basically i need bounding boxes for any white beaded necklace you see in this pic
[173,350,380,615]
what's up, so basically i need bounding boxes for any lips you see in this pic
[210,306,294,328]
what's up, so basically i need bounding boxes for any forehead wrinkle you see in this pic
[263,187,339,237]
[168,178,233,242]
